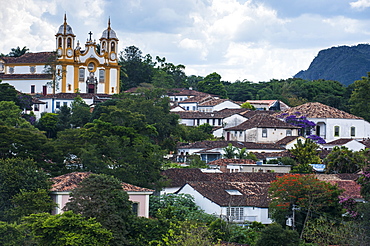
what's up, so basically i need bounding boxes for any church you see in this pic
[0,14,120,116]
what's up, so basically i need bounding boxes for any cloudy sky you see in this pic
[1,0,370,82]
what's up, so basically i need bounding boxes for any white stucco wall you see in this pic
[223,114,248,129]
[178,184,272,224]
[311,118,370,142]
[213,101,240,111]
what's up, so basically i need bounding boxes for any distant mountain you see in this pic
[294,44,370,86]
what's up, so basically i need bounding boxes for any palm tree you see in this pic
[9,46,29,57]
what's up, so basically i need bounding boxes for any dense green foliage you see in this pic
[324,146,366,173]
[255,223,299,246]
[24,211,112,245]
[65,174,133,246]
[349,72,370,122]
[0,158,54,222]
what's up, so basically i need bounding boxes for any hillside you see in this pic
[294,44,370,86]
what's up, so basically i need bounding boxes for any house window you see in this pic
[262,128,267,138]
[34,104,39,111]
[132,203,139,216]
[56,102,60,109]
[239,131,243,137]
[334,126,340,137]
[31,85,35,94]
[99,69,105,83]
[63,102,68,107]
[286,129,292,136]
[218,119,222,125]
[193,106,196,111]
[227,207,244,221]
[9,67,14,74]
[351,127,355,137]
[30,66,36,74]
[186,107,189,110]
[45,102,48,109]
[79,68,85,82]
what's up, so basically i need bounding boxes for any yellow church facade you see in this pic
[0,14,120,95]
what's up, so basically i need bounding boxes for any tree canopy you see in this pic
[65,174,133,246]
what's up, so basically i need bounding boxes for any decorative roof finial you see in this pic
[64,13,67,24]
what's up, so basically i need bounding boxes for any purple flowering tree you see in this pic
[278,112,326,144]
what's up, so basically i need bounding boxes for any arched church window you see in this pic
[111,42,115,52]
[102,42,106,51]
[67,38,72,48]
[58,38,62,47]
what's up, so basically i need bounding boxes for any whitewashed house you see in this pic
[276,102,370,143]
[224,114,300,143]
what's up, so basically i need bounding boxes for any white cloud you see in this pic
[350,0,370,10]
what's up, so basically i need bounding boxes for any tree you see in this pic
[69,95,91,127]
[0,125,49,164]
[0,101,32,128]
[269,174,343,237]
[65,174,133,246]
[43,52,62,94]
[0,158,52,221]
[150,194,201,220]
[223,143,237,159]
[240,101,255,110]
[8,189,56,222]
[156,220,215,246]
[255,223,299,246]
[23,211,112,245]
[349,72,370,121]
[289,139,321,173]
[36,112,59,138]
[324,146,365,173]
[0,82,18,102]
[119,45,154,90]
[8,46,29,57]
[197,72,227,98]
[0,221,25,246]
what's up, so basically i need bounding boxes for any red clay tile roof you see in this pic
[359,139,370,148]
[324,139,357,145]
[50,172,153,192]
[1,52,55,64]
[276,136,303,145]
[179,95,212,103]
[226,114,300,131]
[164,169,363,206]
[161,168,212,187]
[174,109,248,119]
[121,182,154,192]
[177,140,285,150]
[251,150,292,160]
[0,74,52,80]
[276,102,362,119]
[198,99,229,106]
[167,88,211,97]
[240,110,276,118]
[208,159,256,166]
[39,93,112,100]
[316,174,361,199]
[50,172,92,192]
[246,100,277,106]
[184,180,271,207]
